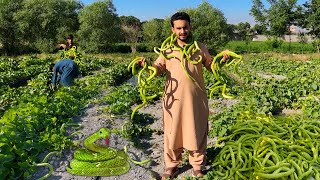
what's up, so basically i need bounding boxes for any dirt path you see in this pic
[29,90,236,180]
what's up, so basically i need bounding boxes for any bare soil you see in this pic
[28,89,239,180]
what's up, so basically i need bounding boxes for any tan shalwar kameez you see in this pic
[154,42,213,170]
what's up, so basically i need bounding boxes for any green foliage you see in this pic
[34,38,56,54]
[55,1,82,42]
[183,1,229,50]
[0,55,131,179]
[265,37,284,49]
[77,0,120,53]
[121,113,155,140]
[119,15,142,53]
[208,54,320,137]
[99,83,140,115]
[14,0,82,53]
[224,41,315,53]
[0,56,53,87]
[312,38,320,53]
[0,0,23,55]
[299,0,320,40]
[2,53,320,179]
[250,0,300,37]
[96,43,155,53]
[268,0,298,37]
[104,63,132,86]
[235,22,252,41]
[142,18,168,47]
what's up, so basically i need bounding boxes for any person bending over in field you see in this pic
[50,59,80,90]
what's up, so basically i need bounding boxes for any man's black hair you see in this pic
[170,12,191,27]
[50,63,55,72]
[67,34,73,40]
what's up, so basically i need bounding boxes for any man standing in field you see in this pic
[140,12,230,179]
[50,59,80,90]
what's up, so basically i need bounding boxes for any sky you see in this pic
[81,0,307,25]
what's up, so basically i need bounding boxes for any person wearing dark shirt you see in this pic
[50,59,80,89]
[57,34,77,50]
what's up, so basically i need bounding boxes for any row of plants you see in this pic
[0,55,131,179]
[187,54,320,179]
[94,52,320,151]
[66,52,320,179]
[0,56,54,87]
[93,52,320,179]
[225,41,316,54]
[2,52,320,179]
[207,54,320,137]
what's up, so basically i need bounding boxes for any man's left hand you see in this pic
[221,50,230,63]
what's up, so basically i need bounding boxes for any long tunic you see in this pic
[154,42,213,151]
[52,59,79,87]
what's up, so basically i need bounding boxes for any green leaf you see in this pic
[311,83,318,90]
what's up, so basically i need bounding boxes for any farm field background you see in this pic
[1,49,320,179]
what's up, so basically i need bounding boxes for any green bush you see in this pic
[105,43,154,53]
[224,41,315,54]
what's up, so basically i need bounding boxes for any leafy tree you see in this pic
[142,18,166,47]
[14,0,82,53]
[56,1,83,43]
[250,0,267,29]
[250,0,299,37]
[299,0,320,52]
[225,24,237,40]
[236,22,252,41]
[77,0,120,53]
[183,1,229,52]
[252,24,266,35]
[0,0,23,55]
[142,2,228,52]
[160,18,172,40]
[236,22,254,52]
[269,0,298,37]
[119,16,141,53]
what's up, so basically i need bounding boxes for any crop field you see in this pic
[1,52,320,179]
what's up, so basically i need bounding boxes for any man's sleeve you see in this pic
[200,43,213,72]
[153,55,166,75]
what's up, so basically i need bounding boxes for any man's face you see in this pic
[67,38,72,44]
[171,19,192,42]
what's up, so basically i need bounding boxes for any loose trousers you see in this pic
[163,132,207,170]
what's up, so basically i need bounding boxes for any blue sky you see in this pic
[81,0,307,25]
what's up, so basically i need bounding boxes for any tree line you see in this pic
[0,0,319,55]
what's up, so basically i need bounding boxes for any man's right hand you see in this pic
[137,57,145,67]
[56,44,66,50]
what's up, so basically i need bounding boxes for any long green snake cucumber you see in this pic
[209,51,242,99]
[154,33,243,99]
[31,151,61,180]
[128,57,158,119]
[154,33,202,84]
[30,123,84,180]
[211,114,320,179]
[66,128,150,176]
[128,34,202,119]
[62,46,83,66]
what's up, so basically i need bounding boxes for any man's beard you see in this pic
[178,33,192,43]
[178,34,189,42]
